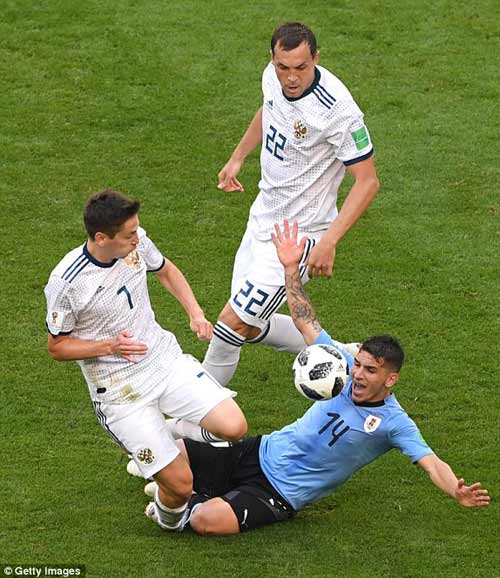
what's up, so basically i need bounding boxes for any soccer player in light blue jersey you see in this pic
[143,221,490,535]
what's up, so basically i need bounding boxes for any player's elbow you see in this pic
[47,336,65,361]
[367,174,380,198]
[47,346,63,361]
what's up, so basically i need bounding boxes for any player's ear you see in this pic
[94,231,107,246]
[384,372,399,389]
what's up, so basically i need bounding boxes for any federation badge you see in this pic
[293,119,307,140]
[136,448,155,465]
[364,415,382,433]
[125,250,141,270]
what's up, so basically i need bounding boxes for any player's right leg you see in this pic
[145,453,193,531]
[94,394,192,530]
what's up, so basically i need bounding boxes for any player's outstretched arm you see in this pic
[307,156,379,279]
[155,259,213,341]
[417,454,490,508]
[47,331,148,363]
[217,107,263,192]
[272,220,322,346]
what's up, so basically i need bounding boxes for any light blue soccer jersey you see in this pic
[259,331,433,511]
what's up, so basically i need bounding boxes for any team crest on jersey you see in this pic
[364,415,382,433]
[293,119,307,140]
[136,448,155,465]
[124,250,141,270]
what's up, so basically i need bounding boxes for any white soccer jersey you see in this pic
[45,228,182,404]
[248,63,374,240]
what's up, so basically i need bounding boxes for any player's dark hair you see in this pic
[360,335,405,372]
[84,189,140,239]
[271,22,317,57]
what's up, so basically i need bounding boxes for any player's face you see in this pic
[103,214,140,259]
[272,41,319,99]
[351,350,399,404]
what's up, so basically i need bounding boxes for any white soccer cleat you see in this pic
[144,481,157,498]
[126,459,143,478]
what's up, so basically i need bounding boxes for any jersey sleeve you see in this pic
[389,417,434,463]
[326,102,373,166]
[137,228,165,272]
[44,276,77,336]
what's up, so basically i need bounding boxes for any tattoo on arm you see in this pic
[285,270,322,334]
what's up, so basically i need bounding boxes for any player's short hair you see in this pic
[84,189,140,239]
[271,22,317,57]
[360,335,405,372]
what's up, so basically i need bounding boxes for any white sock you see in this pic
[165,418,225,443]
[153,487,187,531]
[202,321,245,386]
[250,313,307,353]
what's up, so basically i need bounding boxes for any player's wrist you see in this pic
[284,264,300,275]
[230,152,245,165]
[189,308,206,323]
[104,338,117,356]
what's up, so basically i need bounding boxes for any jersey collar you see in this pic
[282,67,321,102]
[83,241,118,268]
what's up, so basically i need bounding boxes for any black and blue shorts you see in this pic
[185,436,295,532]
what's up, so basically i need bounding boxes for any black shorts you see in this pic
[185,436,295,532]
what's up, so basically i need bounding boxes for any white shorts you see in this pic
[229,226,324,330]
[92,354,236,478]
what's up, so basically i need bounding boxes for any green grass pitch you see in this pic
[1,1,499,577]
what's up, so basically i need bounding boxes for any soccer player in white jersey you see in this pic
[45,190,247,531]
[203,22,380,386]
[157,222,489,535]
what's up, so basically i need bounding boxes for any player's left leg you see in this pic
[203,234,316,386]
[182,437,296,536]
[189,497,240,535]
[200,397,247,442]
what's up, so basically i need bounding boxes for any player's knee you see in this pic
[218,305,260,340]
[218,409,248,441]
[221,421,247,442]
[189,507,211,536]
[189,503,238,537]
[201,400,248,441]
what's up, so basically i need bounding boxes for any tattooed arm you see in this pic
[272,221,324,345]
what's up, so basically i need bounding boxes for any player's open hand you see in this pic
[217,158,245,192]
[455,479,490,507]
[112,330,148,363]
[272,220,307,270]
[190,316,213,341]
[307,240,336,279]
